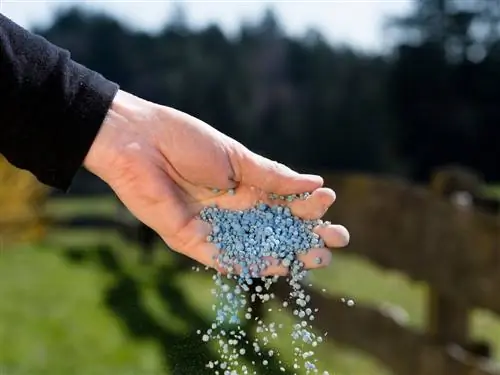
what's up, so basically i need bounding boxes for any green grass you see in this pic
[482,185,500,199]
[0,244,164,375]
[44,195,119,219]
[0,238,391,375]
[2,196,499,375]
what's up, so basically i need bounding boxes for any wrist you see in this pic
[83,90,155,182]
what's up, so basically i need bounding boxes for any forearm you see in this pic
[0,13,119,190]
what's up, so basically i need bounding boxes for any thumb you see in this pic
[239,149,323,194]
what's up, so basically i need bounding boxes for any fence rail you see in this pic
[322,172,500,316]
[301,167,500,375]
[273,280,499,375]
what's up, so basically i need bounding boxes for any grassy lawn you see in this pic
[483,185,500,199]
[1,243,165,375]
[1,196,499,375]
[0,236,389,375]
[44,195,119,219]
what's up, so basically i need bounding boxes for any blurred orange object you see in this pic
[0,155,49,245]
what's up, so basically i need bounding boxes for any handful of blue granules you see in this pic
[201,202,325,277]
[196,192,332,375]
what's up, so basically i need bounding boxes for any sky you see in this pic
[0,1,413,52]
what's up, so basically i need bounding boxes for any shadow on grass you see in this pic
[61,244,295,375]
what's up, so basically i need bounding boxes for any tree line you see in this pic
[36,1,500,187]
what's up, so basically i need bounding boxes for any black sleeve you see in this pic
[0,13,119,191]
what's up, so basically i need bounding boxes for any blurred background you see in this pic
[1,1,500,375]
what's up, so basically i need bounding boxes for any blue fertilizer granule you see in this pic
[195,192,333,375]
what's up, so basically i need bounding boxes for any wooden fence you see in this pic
[272,166,500,375]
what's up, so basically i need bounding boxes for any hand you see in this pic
[84,90,349,275]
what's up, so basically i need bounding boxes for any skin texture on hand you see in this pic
[84,90,349,275]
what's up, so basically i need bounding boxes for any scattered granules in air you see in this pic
[195,190,333,375]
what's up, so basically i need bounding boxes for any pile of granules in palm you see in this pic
[196,192,332,375]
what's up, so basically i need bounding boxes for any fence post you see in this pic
[427,291,469,345]
[427,167,476,347]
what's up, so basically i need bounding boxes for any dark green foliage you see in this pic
[35,2,500,187]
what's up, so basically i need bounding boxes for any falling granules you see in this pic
[196,192,333,375]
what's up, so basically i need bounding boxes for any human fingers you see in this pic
[294,224,349,269]
[313,223,350,249]
[284,187,336,220]
[260,223,349,275]
[298,248,333,269]
[238,148,323,195]
[257,248,332,276]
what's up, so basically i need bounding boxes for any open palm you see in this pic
[85,90,349,275]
